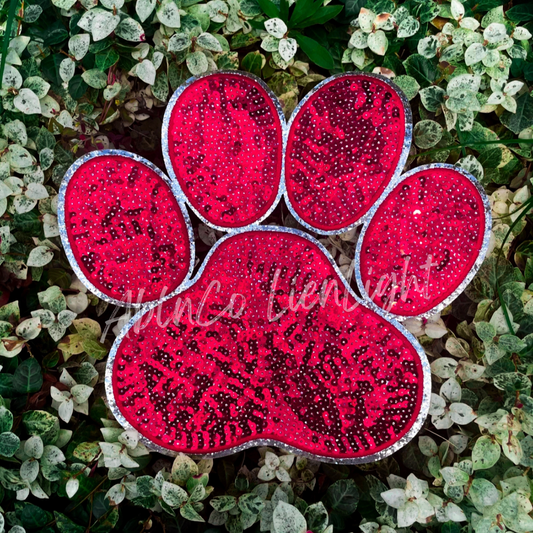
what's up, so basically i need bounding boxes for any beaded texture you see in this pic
[285,74,407,232]
[58,71,491,464]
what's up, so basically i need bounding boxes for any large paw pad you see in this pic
[59,71,491,463]
[111,230,427,461]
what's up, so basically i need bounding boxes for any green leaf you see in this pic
[419,436,438,456]
[23,410,58,436]
[23,76,50,99]
[80,339,107,360]
[501,92,533,134]
[186,51,209,75]
[41,53,63,86]
[323,479,359,515]
[397,16,420,38]
[403,54,438,88]
[54,512,85,533]
[0,375,13,398]
[469,478,499,510]
[13,358,43,394]
[297,5,343,28]
[239,493,265,515]
[414,119,443,149]
[211,495,237,512]
[506,4,533,23]
[0,406,13,433]
[73,441,101,462]
[20,504,53,529]
[476,321,497,342]
[0,0,19,95]
[440,466,470,486]
[180,503,205,522]
[289,0,322,27]
[499,334,527,353]
[280,0,289,22]
[38,286,66,314]
[0,431,20,456]
[393,75,420,100]
[115,17,145,41]
[494,372,531,393]
[168,33,191,52]
[161,481,188,507]
[257,0,280,19]
[305,502,328,533]
[171,452,198,485]
[68,75,88,100]
[241,51,264,77]
[293,34,333,69]
[95,48,120,70]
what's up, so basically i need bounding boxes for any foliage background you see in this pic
[1,0,533,531]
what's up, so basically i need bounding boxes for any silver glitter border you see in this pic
[353,163,492,322]
[161,71,413,236]
[161,70,288,233]
[57,149,196,309]
[283,72,413,236]
[105,225,431,465]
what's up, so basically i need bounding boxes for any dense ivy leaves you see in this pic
[2,0,533,528]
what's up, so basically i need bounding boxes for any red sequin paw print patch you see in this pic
[58,71,491,463]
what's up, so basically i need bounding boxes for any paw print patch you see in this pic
[58,71,491,463]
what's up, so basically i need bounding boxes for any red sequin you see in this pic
[63,154,191,304]
[285,74,406,232]
[165,73,283,228]
[113,231,424,459]
[359,168,486,316]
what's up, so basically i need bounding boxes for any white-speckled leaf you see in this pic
[265,18,287,39]
[136,0,156,22]
[100,0,124,8]
[367,30,388,55]
[81,69,108,89]
[186,51,209,75]
[136,59,156,84]
[397,16,419,38]
[14,89,41,115]
[116,17,146,41]
[52,0,77,9]
[2,65,23,90]
[69,33,90,60]
[60,58,75,83]
[272,502,306,533]
[157,0,181,28]
[278,37,297,61]
[91,11,120,41]
[197,32,223,51]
